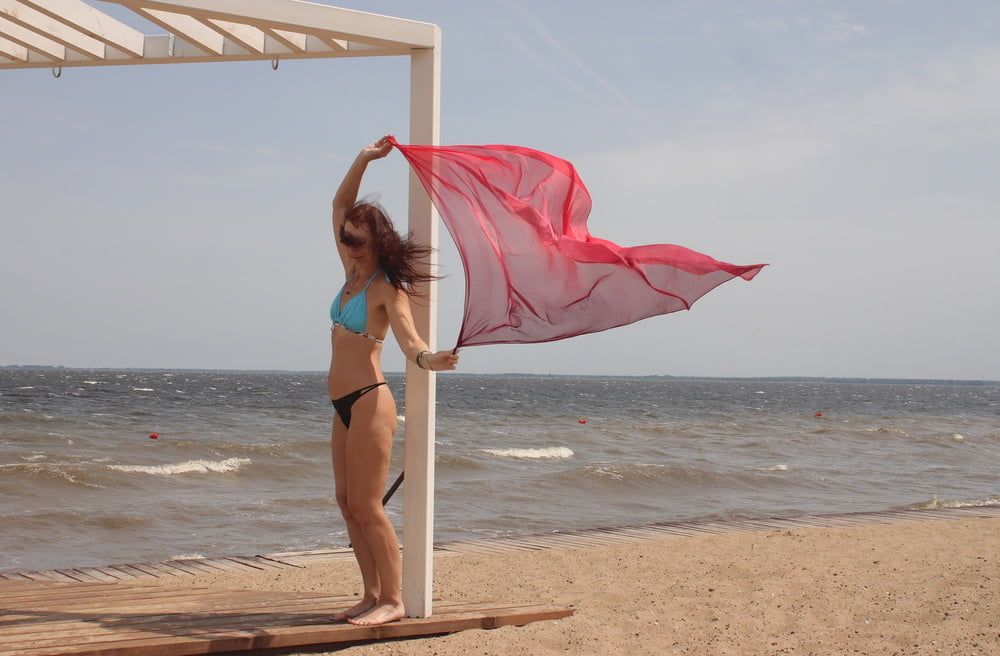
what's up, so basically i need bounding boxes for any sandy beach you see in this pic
[143,516,1000,655]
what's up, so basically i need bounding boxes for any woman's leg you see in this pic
[344,386,405,626]
[330,413,381,621]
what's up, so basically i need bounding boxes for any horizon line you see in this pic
[2,364,997,384]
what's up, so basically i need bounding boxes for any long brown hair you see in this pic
[344,200,438,293]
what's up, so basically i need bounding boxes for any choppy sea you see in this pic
[1,367,998,572]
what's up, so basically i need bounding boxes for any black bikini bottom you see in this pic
[331,382,387,429]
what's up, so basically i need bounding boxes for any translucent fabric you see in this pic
[389,137,766,348]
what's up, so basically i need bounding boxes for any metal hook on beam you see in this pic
[271,57,279,71]
[52,66,62,79]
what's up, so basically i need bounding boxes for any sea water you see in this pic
[2,368,998,572]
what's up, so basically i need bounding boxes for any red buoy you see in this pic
[149,432,159,439]
[814,412,823,418]
[578,418,587,424]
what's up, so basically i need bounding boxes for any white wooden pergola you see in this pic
[1,0,441,618]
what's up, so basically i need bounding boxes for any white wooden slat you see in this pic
[0,32,27,60]
[105,0,436,49]
[0,14,63,58]
[202,18,264,54]
[19,0,143,57]
[133,6,223,55]
[0,35,407,68]
[264,26,305,53]
[0,0,103,58]
[315,34,347,51]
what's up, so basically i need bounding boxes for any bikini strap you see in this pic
[361,270,379,291]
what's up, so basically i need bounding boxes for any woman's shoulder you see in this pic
[370,273,403,300]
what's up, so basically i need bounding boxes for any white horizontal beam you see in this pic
[133,7,223,55]
[0,33,409,68]
[19,0,143,58]
[0,0,103,58]
[0,14,62,58]
[104,0,436,49]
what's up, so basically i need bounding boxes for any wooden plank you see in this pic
[128,562,183,578]
[436,542,504,556]
[504,535,574,549]
[252,555,305,569]
[450,541,519,555]
[50,569,110,583]
[103,564,150,579]
[0,603,573,655]
[548,532,617,547]
[530,534,600,549]
[167,559,229,574]
[0,582,129,600]
[478,538,541,552]
[0,590,359,626]
[155,560,212,576]
[118,563,162,579]
[0,594,367,641]
[263,548,348,558]
[13,570,62,582]
[583,529,645,544]
[561,532,619,546]
[0,586,238,609]
[221,556,286,571]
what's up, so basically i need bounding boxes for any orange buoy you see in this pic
[149,432,159,439]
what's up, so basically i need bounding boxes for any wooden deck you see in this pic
[0,580,572,656]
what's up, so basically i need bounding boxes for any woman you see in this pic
[328,136,458,627]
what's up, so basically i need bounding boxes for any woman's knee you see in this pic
[335,493,353,519]
[346,496,385,528]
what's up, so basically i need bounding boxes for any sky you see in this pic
[1,1,999,379]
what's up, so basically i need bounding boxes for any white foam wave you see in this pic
[863,427,909,436]
[912,496,1000,510]
[481,447,574,459]
[131,388,154,392]
[397,415,405,423]
[952,433,964,441]
[171,553,206,560]
[756,464,789,472]
[108,457,250,476]
[83,381,99,385]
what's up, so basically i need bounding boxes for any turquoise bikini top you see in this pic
[330,271,383,343]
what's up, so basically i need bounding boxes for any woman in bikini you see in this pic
[328,136,458,626]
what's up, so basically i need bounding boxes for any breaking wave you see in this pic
[108,457,250,476]
[481,447,574,459]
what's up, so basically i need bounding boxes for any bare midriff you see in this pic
[327,325,387,399]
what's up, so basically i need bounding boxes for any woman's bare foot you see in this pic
[347,601,406,626]
[330,596,377,622]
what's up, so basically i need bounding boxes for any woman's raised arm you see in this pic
[332,137,393,273]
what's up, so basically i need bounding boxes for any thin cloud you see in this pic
[504,0,631,104]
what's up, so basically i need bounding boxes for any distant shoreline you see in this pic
[2,364,997,384]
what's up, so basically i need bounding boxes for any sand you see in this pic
[152,517,1000,655]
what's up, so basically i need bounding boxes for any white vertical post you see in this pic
[401,30,440,619]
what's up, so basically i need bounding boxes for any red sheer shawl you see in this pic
[389,137,766,348]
